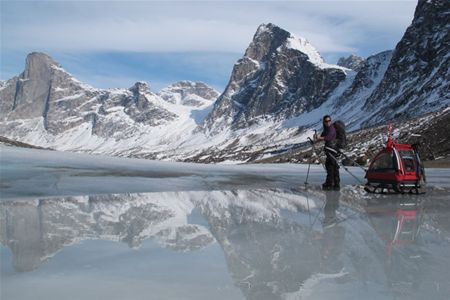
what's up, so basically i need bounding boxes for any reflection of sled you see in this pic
[365,199,423,255]
[389,207,418,251]
[365,198,426,297]
[364,124,426,194]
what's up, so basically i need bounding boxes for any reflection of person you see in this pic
[323,192,339,227]
[320,192,345,274]
[314,115,340,190]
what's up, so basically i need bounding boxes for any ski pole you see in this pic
[327,150,365,185]
[324,146,367,172]
[305,156,312,186]
[308,137,326,170]
[335,149,368,172]
[304,136,316,185]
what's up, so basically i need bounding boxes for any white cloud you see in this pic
[2,1,417,56]
[6,19,253,52]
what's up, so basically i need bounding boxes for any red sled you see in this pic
[364,124,426,194]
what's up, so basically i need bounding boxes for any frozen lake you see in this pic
[1,146,450,300]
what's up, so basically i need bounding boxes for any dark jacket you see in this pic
[321,125,337,148]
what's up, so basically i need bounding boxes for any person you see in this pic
[314,115,340,190]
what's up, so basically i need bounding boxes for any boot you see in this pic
[333,170,340,190]
[323,159,334,190]
[322,174,334,190]
[322,177,334,190]
[322,182,333,190]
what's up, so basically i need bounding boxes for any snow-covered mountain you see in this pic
[337,55,366,72]
[0,52,219,158]
[0,0,448,162]
[202,23,348,135]
[362,0,450,126]
[332,50,394,129]
[159,81,218,107]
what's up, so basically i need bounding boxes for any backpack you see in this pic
[334,120,347,149]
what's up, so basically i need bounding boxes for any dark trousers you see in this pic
[324,152,340,187]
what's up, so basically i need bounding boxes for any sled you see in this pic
[364,124,426,194]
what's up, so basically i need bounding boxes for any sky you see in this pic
[0,0,418,92]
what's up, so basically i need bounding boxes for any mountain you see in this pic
[332,50,393,129]
[362,0,450,126]
[273,0,449,135]
[0,52,98,129]
[159,81,218,107]
[0,52,219,157]
[337,54,366,72]
[0,0,448,163]
[202,23,348,134]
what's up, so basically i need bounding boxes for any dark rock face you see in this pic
[0,53,90,130]
[124,82,177,126]
[363,0,450,126]
[337,55,366,72]
[202,23,347,134]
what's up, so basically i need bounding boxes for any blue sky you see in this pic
[1,0,417,92]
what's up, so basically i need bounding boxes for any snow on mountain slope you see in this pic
[282,69,358,130]
[333,50,393,130]
[0,52,221,159]
[158,81,219,107]
[362,0,450,126]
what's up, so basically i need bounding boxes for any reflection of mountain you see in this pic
[198,189,450,300]
[198,189,376,299]
[2,188,450,299]
[196,190,323,299]
[0,193,215,272]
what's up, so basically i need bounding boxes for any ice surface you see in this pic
[0,145,368,199]
[1,146,450,300]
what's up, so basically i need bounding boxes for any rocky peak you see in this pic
[159,81,219,107]
[23,52,62,79]
[245,23,327,68]
[129,81,151,95]
[337,55,366,72]
[167,80,213,92]
[244,23,291,61]
[0,52,72,125]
